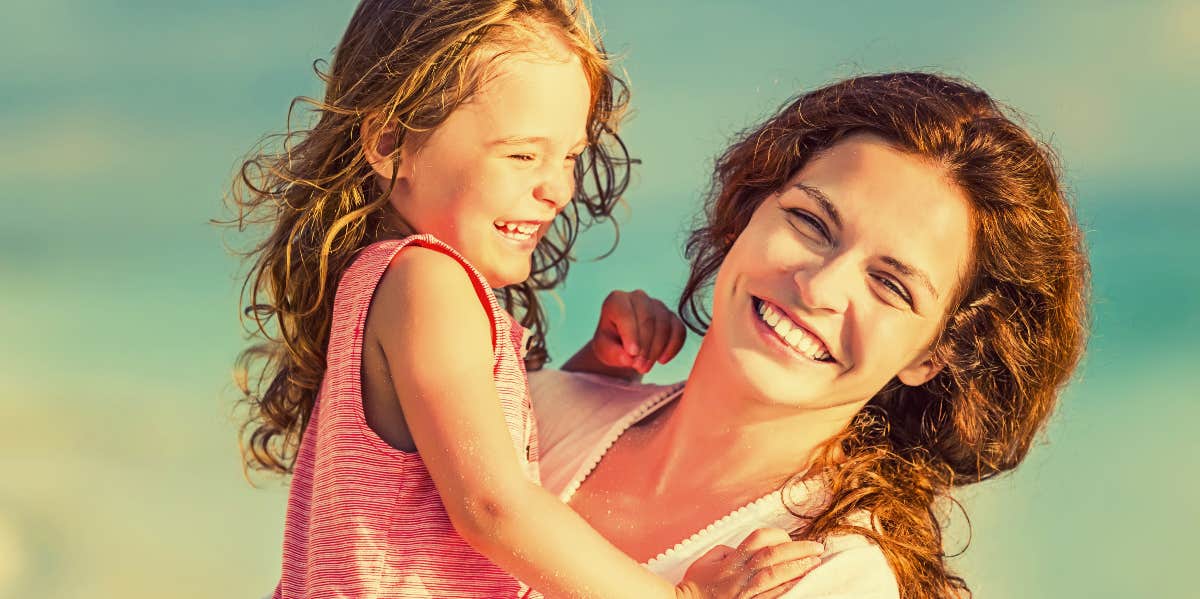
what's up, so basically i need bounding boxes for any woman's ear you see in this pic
[897,350,944,387]
[361,118,404,182]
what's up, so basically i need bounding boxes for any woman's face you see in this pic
[706,133,974,412]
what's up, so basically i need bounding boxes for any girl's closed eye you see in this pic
[508,153,536,162]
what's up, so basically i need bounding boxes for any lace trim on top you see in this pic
[555,384,829,567]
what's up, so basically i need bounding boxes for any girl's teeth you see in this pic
[497,222,539,237]
[496,222,539,240]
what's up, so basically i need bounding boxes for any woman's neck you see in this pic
[633,343,856,500]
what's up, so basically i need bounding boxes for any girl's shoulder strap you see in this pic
[336,234,509,353]
[314,235,519,456]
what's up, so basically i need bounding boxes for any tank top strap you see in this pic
[318,235,520,427]
[329,234,512,362]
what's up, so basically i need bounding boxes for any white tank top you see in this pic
[529,369,900,598]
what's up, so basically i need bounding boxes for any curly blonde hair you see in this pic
[225,0,632,475]
[679,72,1090,598]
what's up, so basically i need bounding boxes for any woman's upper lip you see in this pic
[757,296,841,364]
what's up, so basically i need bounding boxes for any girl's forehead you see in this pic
[438,50,591,142]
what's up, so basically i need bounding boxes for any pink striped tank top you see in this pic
[274,235,541,599]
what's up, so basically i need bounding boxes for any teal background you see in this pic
[1,1,1197,597]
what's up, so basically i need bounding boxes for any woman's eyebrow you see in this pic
[792,183,842,230]
[792,182,938,300]
[882,256,939,299]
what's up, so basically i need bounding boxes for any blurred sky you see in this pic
[1,1,1197,597]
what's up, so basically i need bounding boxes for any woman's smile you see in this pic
[749,296,838,365]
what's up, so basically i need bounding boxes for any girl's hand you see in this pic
[591,289,686,375]
[675,528,824,599]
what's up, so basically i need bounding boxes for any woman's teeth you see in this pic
[756,300,832,362]
[495,221,539,241]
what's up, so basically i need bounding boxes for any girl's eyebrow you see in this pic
[491,136,550,146]
[490,136,588,149]
[792,183,842,230]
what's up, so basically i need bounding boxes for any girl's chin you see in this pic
[485,264,532,289]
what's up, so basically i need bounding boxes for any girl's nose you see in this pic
[793,253,852,314]
[534,164,574,210]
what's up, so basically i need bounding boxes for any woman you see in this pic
[533,72,1090,598]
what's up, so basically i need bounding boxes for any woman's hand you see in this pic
[675,528,824,599]
[562,289,686,381]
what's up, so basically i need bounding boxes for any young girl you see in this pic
[228,1,822,598]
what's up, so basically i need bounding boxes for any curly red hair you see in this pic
[680,72,1090,598]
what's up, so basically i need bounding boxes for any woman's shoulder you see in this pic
[652,515,898,598]
[781,520,899,599]
[781,485,899,598]
[529,365,676,392]
[529,369,680,437]
[529,369,682,494]
[647,477,898,598]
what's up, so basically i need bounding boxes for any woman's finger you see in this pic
[743,556,822,598]
[743,540,824,571]
[736,527,794,554]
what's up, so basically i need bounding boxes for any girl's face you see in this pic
[372,47,591,288]
[706,133,974,412]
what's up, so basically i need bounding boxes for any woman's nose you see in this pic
[792,253,852,314]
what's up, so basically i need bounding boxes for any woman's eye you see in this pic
[786,208,830,241]
[509,153,535,162]
[565,153,580,163]
[874,275,913,306]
